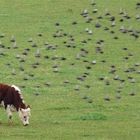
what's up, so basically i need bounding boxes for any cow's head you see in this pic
[19,105,31,126]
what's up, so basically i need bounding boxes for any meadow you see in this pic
[0,0,140,139]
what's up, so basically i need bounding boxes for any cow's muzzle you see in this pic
[24,123,29,126]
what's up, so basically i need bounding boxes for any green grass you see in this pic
[0,0,140,139]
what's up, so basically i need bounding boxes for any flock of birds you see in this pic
[0,1,140,103]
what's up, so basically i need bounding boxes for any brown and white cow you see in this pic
[0,83,31,126]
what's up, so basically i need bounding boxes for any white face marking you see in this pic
[19,108,31,126]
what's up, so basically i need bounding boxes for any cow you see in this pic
[0,83,31,126]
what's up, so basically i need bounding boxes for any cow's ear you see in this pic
[20,108,25,113]
[19,108,23,113]
[27,105,31,109]
[19,105,22,110]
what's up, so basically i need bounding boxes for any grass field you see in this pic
[0,0,140,140]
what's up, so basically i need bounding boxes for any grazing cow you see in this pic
[0,83,31,126]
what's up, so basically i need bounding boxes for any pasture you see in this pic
[0,0,140,139]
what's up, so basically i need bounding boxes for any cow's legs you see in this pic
[6,105,13,123]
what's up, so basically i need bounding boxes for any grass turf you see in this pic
[0,0,140,139]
